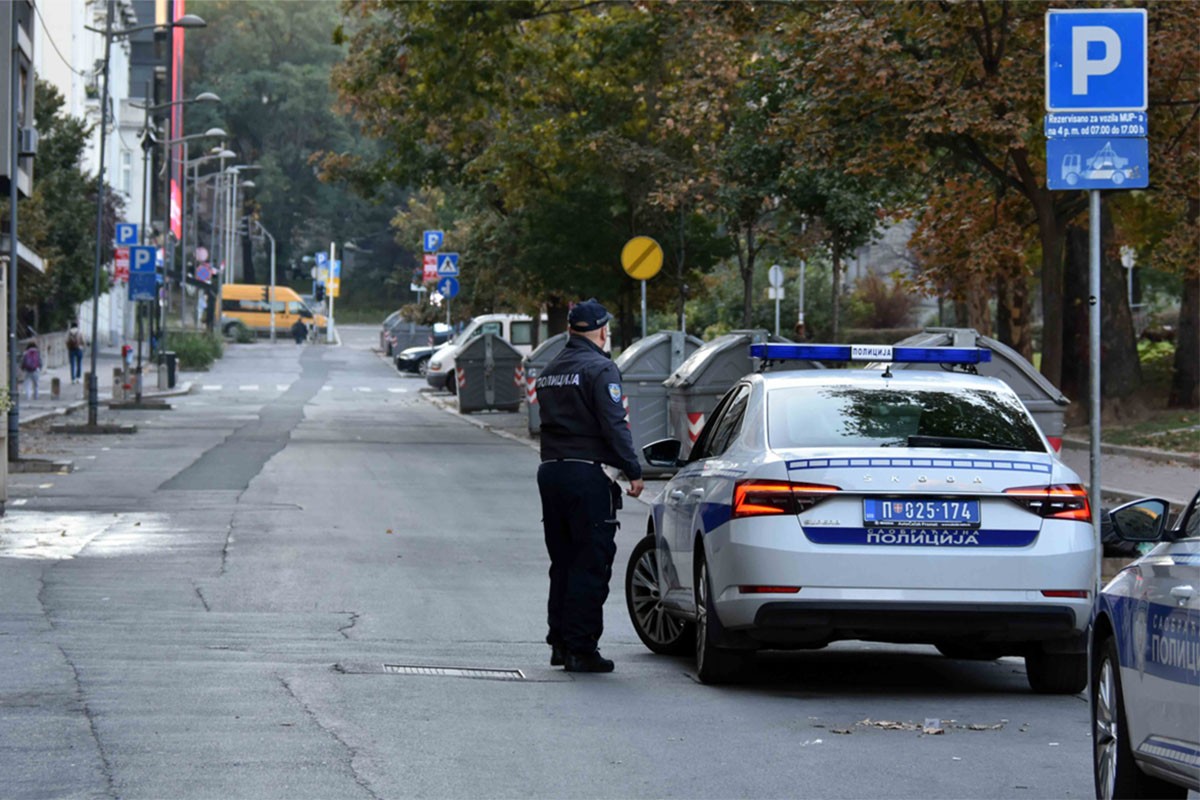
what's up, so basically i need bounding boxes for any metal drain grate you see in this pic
[383,664,526,681]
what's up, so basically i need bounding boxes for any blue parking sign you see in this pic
[129,245,156,274]
[423,230,444,253]
[115,223,138,246]
[1046,9,1147,112]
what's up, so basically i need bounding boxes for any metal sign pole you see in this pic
[1089,190,1103,596]
[641,279,647,340]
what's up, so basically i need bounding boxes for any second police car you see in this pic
[625,343,1096,691]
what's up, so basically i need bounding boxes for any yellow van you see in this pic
[220,284,327,336]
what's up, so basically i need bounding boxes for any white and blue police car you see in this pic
[625,343,1096,690]
[1091,490,1199,799]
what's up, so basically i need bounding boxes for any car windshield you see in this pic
[767,385,1045,451]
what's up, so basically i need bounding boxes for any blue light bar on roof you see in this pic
[749,343,992,364]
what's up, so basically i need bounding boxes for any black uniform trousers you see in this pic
[537,460,621,656]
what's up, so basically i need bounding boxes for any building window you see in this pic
[121,151,133,196]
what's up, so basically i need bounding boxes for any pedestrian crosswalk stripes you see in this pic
[199,384,415,394]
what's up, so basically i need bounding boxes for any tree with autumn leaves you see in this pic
[328,1,1197,407]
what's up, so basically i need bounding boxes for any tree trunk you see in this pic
[996,272,1034,360]
[1099,204,1141,411]
[739,225,756,329]
[964,278,991,335]
[1060,225,1089,405]
[831,238,842,343]
[1169,272,1199,408]
[545,296,569,337]
[1035,199,1065,388]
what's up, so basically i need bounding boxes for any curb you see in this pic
[1061,436,1199,467]
[17,381,195,427]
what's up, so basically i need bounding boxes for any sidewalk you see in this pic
[11,339,188,427]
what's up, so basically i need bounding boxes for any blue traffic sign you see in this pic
[423,230,444,253]
[129,245,156,274]
[436,253,460,276]
[1047,138,1148,191]
[1046,9,1146,112]
[436,276,459,299]
[128,271,157,302]
[115,223,138,246]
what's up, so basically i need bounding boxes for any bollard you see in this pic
[112,367,125,403]
[51,377,61,399]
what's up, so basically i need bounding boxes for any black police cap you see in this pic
[568,298,612,332]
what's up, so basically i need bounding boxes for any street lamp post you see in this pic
[165,129,225,326]
[84,2,206,428]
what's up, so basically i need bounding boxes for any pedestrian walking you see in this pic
[66,320,86,384]
[535,298,643,673]
[20,341,41,399]
[291,318,309,345]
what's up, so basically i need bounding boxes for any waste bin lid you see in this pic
[663,330,816,390]
[524,332,569,368]
[615,331,703,380]
[888,328,1069,407]
[456,332,523,363]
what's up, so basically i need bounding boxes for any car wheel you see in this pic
[935,642,1006,661]
[626,535,693,656]
[1025,648,1087,694]
[447,373,457,395]
[1092,634,1187,799]
[417,357,430,377]
[694,551,745,684]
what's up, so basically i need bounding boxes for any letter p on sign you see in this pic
[1046,9,1146,112]
[1072,26,1120,95]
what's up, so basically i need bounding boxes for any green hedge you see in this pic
[164,330,224,370]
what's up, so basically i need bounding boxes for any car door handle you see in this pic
[1169,585,1195,603]
[689,488,706,498]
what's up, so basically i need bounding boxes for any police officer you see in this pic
[536,299,643,673]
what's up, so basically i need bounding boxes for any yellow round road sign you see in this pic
[621,236,663,280]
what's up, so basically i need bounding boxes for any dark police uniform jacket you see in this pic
[536,335,642,480]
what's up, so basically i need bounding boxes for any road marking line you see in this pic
[39,483,53,489]
[277,384,290,391]
[321,386,333,392]
[11,499,26,506]
[388,388,407,393]
[239,385,259,391]
[357,387,373,393]
[202,385,222,391]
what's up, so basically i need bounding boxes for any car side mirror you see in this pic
[1109,498,1171,542]
[643,438,683,468]
[299,308,313,319]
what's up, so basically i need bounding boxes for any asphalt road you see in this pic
[0,325,1113,799]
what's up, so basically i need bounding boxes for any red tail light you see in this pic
[732,481,840,519]
[739,586,802,594]
[1004,484,1091,521]
[1041,590,1089,598]
[1047,436,1063,452]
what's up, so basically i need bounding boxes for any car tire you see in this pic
[626,535,693,656]
[417,357,430,377]
[1025,648,1087,694]
[447,373,457,395]
[935,642,1006,661]
[694,551,745,685]
[1092,633,1187,799]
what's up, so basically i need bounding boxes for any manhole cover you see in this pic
[383,664,525,681]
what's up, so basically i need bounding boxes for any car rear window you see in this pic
[767,385,1045,451]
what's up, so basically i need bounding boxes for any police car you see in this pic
[625,343,1096,690]
[1090,490,1199,799]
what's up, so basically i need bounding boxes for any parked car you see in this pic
[626,342,1095,690]
[1090,490,1199,799]
[426,313,547,394]
[394,324,452,375]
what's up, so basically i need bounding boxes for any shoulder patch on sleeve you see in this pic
[607,383,622,404]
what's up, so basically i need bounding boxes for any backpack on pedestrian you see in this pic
[21,346,40,373]
[67,329,83,350]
